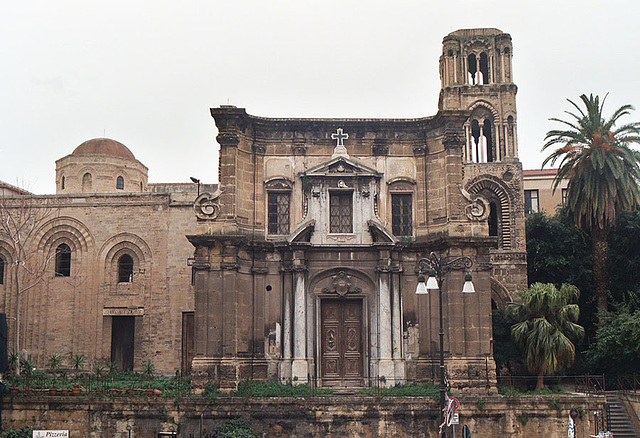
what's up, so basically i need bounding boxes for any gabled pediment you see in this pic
[367,219,397,244]
[288,219,315,243]
[302,156,382,179]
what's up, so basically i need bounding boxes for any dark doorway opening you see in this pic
[182,312,195,375]
[111,316,135,371]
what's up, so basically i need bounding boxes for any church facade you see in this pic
[189,28,527,389]
[0,28,526,388]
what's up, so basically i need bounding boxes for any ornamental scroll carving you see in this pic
[194,190,223,220]
[458,184,490,221]
[322,271,362,297]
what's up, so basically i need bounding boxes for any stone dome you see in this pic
[72,138,135,160]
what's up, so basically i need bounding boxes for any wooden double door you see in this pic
[321,298,364,386]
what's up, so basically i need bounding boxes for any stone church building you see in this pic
[0,139,212,374]
[189,28,526,389]
[0,28,526,390]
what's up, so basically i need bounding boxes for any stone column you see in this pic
[391,266,405,383]
[377,255,394,386]
[513,121,519,157]
[464,124,471,162]
[479,124,485,163]
[280,266,293,381]
[291,252,308,383]
[453,54,458,84]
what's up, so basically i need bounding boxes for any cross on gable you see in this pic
[331,128,349,147]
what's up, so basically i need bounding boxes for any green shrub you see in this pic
[216,419,256,438]
[0,426,35,438]
[202,382,220,398]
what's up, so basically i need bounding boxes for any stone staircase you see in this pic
[606,391,639,438]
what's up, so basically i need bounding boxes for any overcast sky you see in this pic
[2,0,640,194]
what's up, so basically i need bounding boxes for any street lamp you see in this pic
[190,176,201,197]
[415,252,475,437]
[126,424,132,438]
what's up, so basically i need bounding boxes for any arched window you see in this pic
[118,254,134,283]
[483,119,494,162]
[61,176,65,190]
[467,53,477,84]
[116,176,124,190]
[55,244,71,277]
[479,52,489,84]
[82,173,92,192]
[466,107,496,163]
[0,257,5,284]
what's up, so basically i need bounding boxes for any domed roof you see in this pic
[72,138,135,159]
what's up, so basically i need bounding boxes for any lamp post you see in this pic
[126,424,132,438]
[190,176,201,197]
[415,252,475,437]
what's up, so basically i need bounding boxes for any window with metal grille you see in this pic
[330,192,353,233]
[268,193,290,235]
[118,254,134,283]
[391,194,413,236]
[116,176,124,190]
[55,243,71,277]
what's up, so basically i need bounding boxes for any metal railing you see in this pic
[496,374,606,395]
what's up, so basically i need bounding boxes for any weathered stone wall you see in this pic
[1,394,604,438]
[0,189,199,374]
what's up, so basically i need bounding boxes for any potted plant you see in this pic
[92,362,105,394]
[71,382,82,395]
[20,358,34,393]
[143,360,155,396]
[72,354,85,371]
[7,352,20,393]
[47,353,62,395]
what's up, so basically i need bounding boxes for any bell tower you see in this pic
[439,28,528,304]
[439,28,518,162]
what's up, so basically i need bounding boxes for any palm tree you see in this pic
[507,283,584,390]
[543,94,640,311]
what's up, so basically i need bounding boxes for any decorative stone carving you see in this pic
[458,184,490,221]
[194,190,222,220]
[216,133,239,147]
[265,178,293,191]
[327,234,356,243]
[443,130,465,148]
[321,271,362,297]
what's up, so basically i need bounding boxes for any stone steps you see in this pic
[606,391,639,438]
